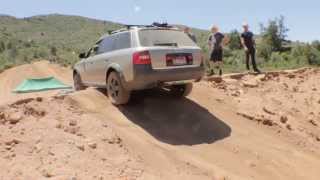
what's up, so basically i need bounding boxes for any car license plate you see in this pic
[172,56,186,65]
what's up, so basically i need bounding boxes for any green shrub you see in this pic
[270,52,283,62]
[257,42,272,60]
[228,30,242,50]
[306,47,320,65]
[311,40,320,51]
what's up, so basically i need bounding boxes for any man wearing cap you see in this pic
[241,23,261,73]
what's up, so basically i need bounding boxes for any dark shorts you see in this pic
[210,48,223,62]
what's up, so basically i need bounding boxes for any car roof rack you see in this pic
[109,22,174,34]
[125,22,173,29]
[125,24,154,29]
[109,22,173,34]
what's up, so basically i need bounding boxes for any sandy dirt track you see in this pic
[0,61,320,180]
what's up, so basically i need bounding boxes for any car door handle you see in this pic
[105,59,109,62]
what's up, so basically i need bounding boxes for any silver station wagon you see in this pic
[73,23,204,105]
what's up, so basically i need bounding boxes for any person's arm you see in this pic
[223,34,230,46]
[192,34,197,43]
[240,34,248,51]
[208,35,212,50]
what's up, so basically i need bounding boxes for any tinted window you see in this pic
[97,36,115,54]
[114,32,131,50]
[139,30,196,47]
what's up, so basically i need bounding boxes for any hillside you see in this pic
[0,14,126,69]
[0,14,210,71]
[0,14,319,74]
[0,14,123,50]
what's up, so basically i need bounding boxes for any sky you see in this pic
[0,0,319,42]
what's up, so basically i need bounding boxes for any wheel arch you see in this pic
[105,63,128,90]
[73,69,79,77]
[106,63,124,81]
[73,65,82,77]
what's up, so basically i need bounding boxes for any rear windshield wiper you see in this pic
[154,43,178,47]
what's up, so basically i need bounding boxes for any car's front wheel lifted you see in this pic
[107,72,130,105]
[169,83,193,97]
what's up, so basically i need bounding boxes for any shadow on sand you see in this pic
[117,89,231,146]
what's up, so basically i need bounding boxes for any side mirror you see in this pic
[79,52,86,59]
[93,45,99,53]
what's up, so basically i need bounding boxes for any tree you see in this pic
[9,47,18,60]
[6,42,12,49]
[228,30,242,50]
[0,41,5,53]
[311,40,320,51]
[260,15,289,52]
[304,44,320,65]
[50,46,57,56]
[291,44,320,66]
[257,43,273,60]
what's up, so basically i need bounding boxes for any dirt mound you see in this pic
[210,68,320,148]
[0,96,143,179]
[1,62,320,180]
[66,89,228,180]
[0,61,72,104]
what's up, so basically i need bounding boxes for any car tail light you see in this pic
[186,54,193,65]
[166,55,173,66]
[133,51,152,65]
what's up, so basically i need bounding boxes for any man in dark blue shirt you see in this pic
[241,23,261,73]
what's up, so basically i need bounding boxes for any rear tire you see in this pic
[107,71,130,105]
[169,83,193,97]
[73,72,86,91]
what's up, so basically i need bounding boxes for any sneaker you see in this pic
[254,69,262,74]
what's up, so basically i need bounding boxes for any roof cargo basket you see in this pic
[152,22,172,28]
[125,24,154,29]
[110,22,176,34]
[125,22,172,29]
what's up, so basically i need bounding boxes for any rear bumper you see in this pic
[124,65,204,90]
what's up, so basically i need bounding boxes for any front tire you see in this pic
[73,72,86,91]
[169,83,193,97]
[107,72,130,105]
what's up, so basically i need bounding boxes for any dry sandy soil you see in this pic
[0,61,319,180]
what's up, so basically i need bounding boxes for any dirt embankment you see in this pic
[209,68,320,148]
[0,61,320,180]
[0,96,143,179]
[0,61,72,104]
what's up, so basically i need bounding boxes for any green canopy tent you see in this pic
[13,77,72,93]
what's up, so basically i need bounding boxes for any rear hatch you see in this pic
[138,29,202,69]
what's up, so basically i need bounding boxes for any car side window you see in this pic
[96,32,131,54]
[97,36,115,54]
[114,32,131,50]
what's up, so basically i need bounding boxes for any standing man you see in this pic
[208,25,227,76]
[240,23,261,73]
[184,27,197,43]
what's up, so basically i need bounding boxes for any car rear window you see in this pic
[139,29,197,47]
